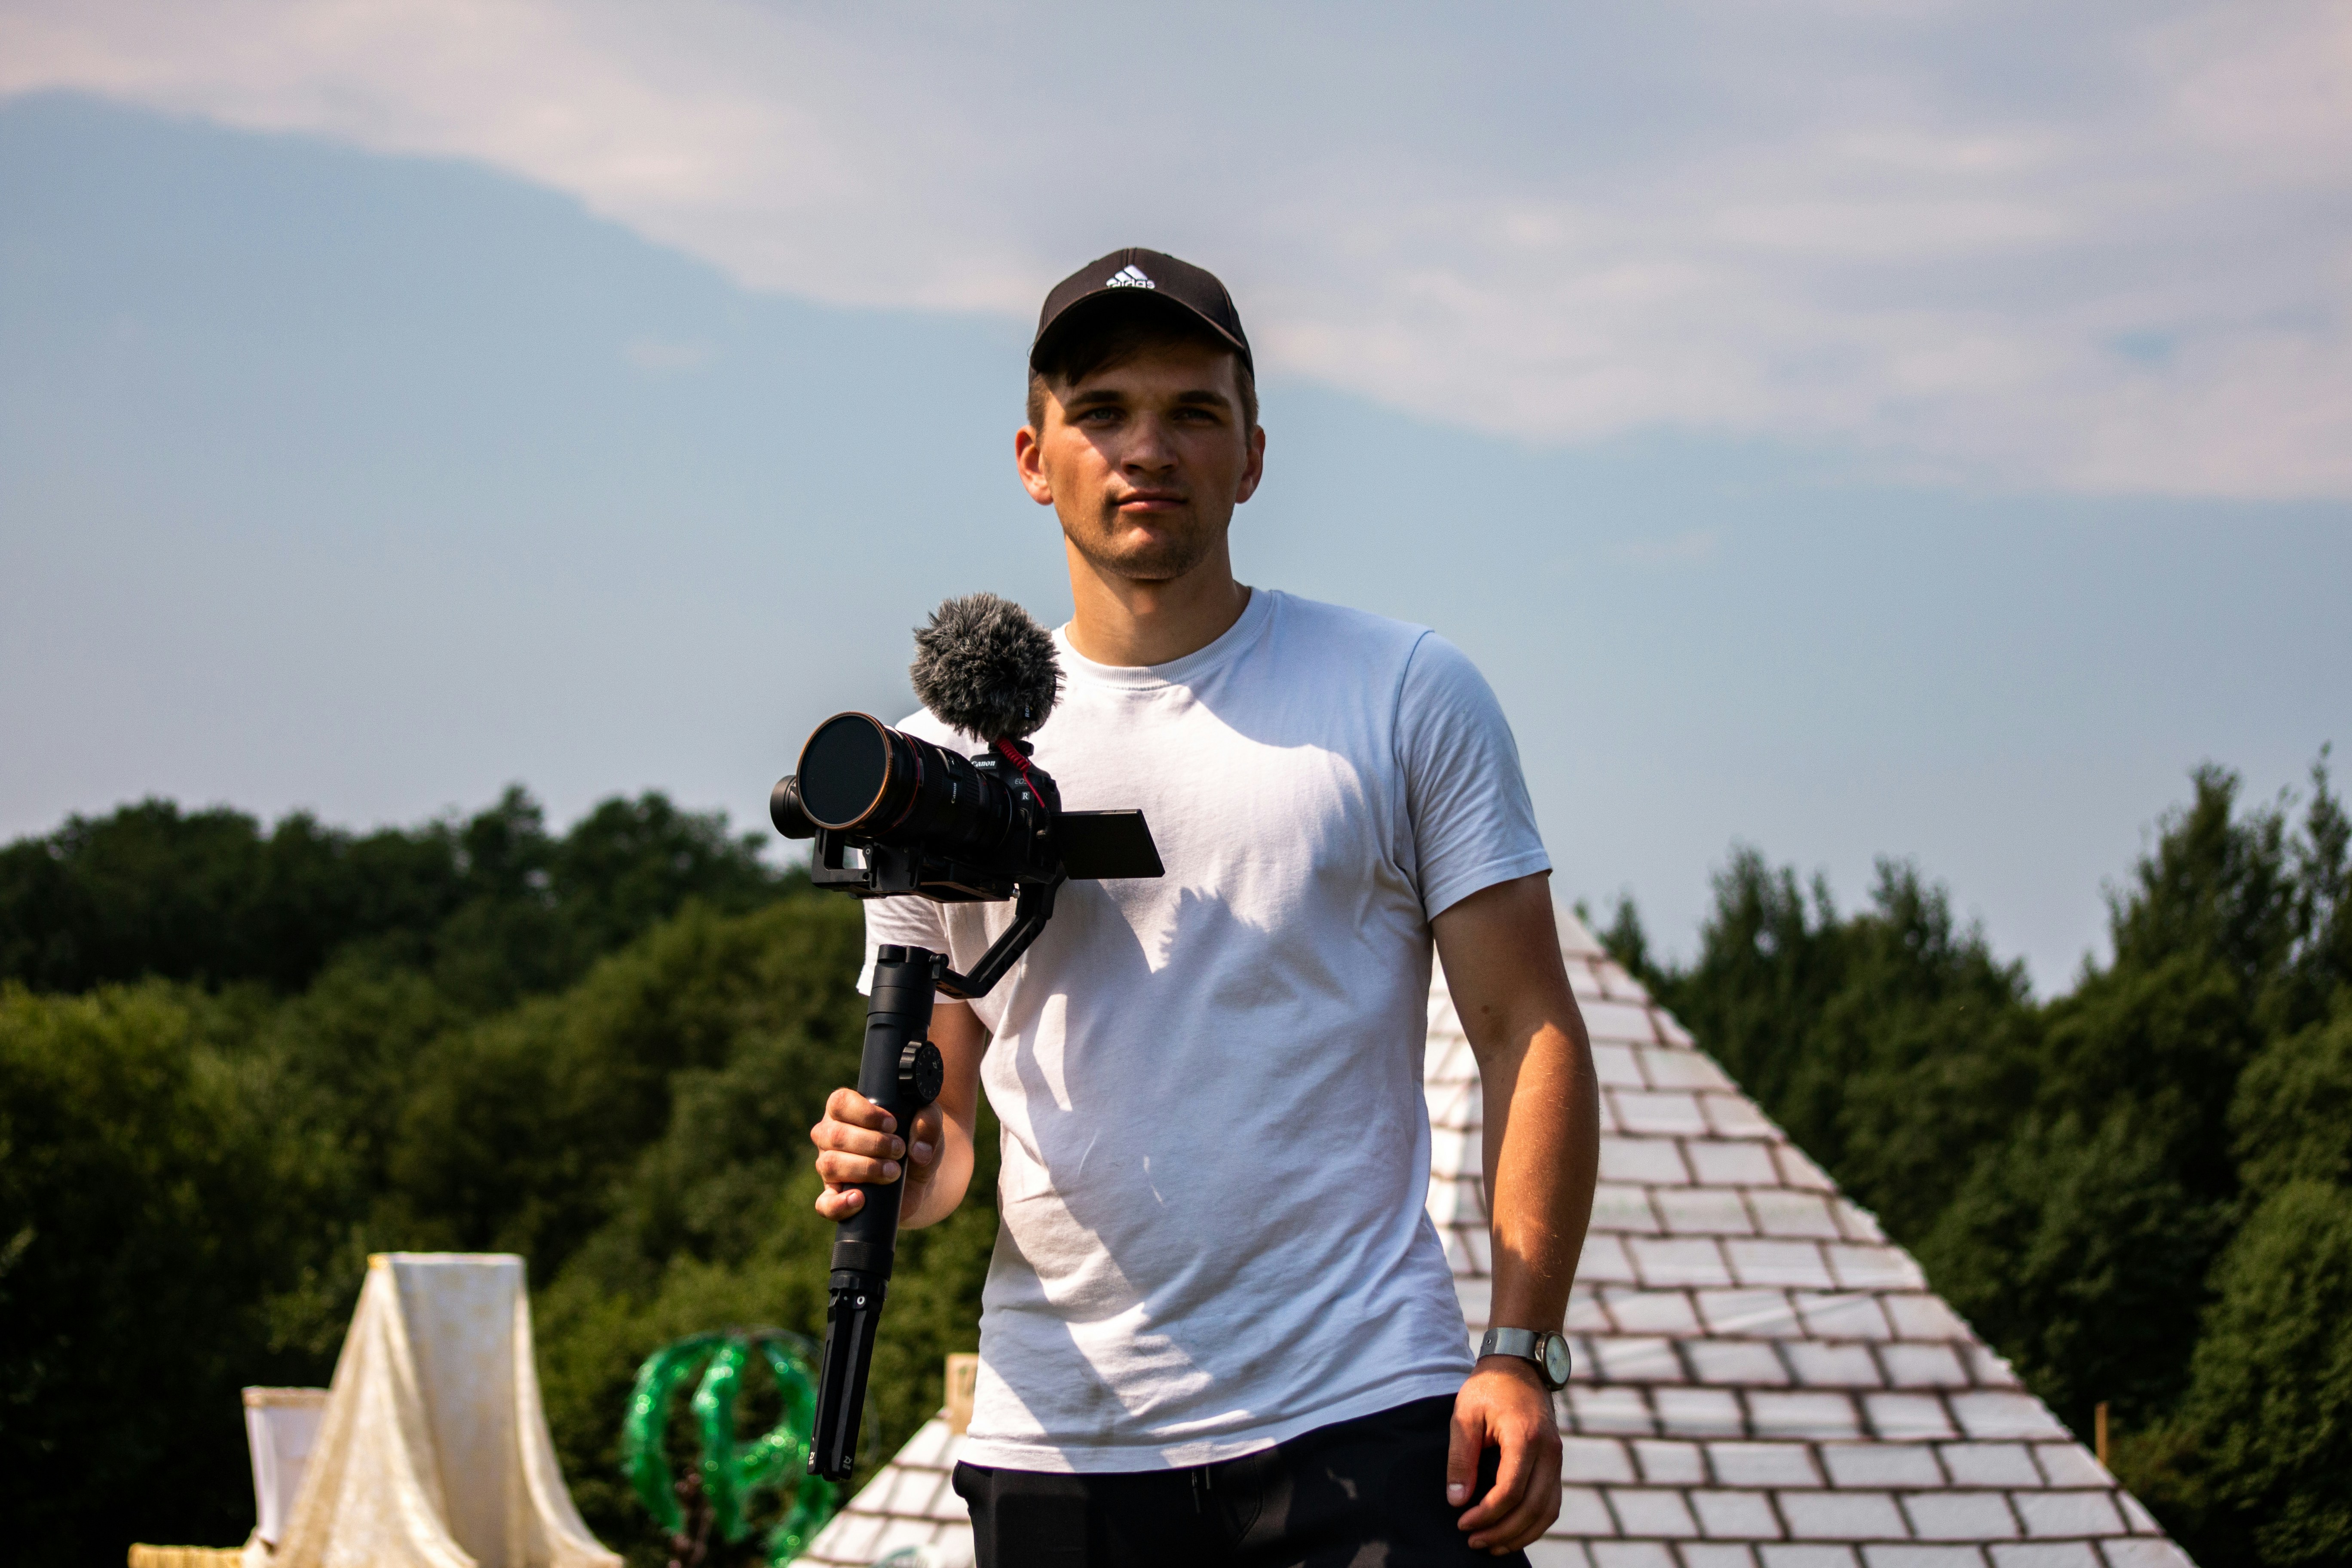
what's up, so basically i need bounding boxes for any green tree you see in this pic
[0,982,322,1556]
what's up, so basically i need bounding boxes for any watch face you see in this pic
[1543,1334,1574,1387]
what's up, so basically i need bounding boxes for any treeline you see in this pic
[7,765,2345,1566]
[1601,758,2350,1565]
[0,790,992,1566]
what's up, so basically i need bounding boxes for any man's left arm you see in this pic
[1431,871,1600,1555]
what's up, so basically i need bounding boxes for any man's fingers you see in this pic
[814,1148,902,1187]
[812,1185,864,1220]
[1443,1407,1485,1509]
[1456,1427,1530,1535]
[824,1087,897,1133]
[908,1104,944,1168]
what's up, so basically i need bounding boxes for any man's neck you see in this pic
[1063,538,1251,668]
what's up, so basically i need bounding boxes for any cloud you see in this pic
[3,0,2347,497]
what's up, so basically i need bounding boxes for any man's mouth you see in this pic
[1115,490,1187,512]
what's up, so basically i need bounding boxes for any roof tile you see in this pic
[1620,1090,1714,1137]
[1882,1295,1972,1344]
[1938,1445,2041,1488]
[1965,1348,2025,1390]
[1749,1191,1844,1240]
[1685,1340,1793,1387]
[1595,1337,1687,1384]
[1703,1095,1779,1139]
[1593,1544,1680,1568]
[1580,1234,1639,1284]
[1684,1545,1765,1568]
[1568,1285,1616,1332]
[1821,1444,1943,1488]
[1641,1047,1735,1092]
[1692,1491,1785,1541]
[1708,1442,1822,1488]
[1882,1344,1970,1390]
[1949,1394,2068,1442]
[1776,1491,1908,1540]
[2031,1445,2110,1488]
[1989,1547,2101,1568]
[1826,1246,1925,1292]
[1528,1540,1595,1568]
[1634,1440,1709,1485]
[1774,1145,1840,1193]
[1727,1241,1838,1291]
[1606,1287,1702,1337]
[1699,1289,1801,1338]
[1660,1187,1761,1237]
[1610,1488,1704,1538]
[1760,1550,1862,1568]
[2098,1543,2196,1568]
[1795,1294,1895,1343]
[1904,1493,2021,1541]
[1632,1237,1736,1288]
[1604,1136,1696,1186]
[1785,1343,1883,1389]
[1585,1001,1665,1045]
[1563,1436,1639,1484]
[2014,1492,2126,1538]
[1861,1550,1988,1568]
[1688,1142,1782,1187]
[1865,1393,1959,1442]
[1561,1484,1623,1535]
[1571,1384,1658,1436]
[1596,1043,1651,1087]
[1654,1387,1749,1439]
[1749,1391,1865,1441]
[1595,1184,1666,1234]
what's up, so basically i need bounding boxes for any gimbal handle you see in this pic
[807,876,1062,1482]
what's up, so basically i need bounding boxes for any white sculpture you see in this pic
[266,1253,619,1568]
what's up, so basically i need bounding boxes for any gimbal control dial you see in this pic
[898,1040,945,1107]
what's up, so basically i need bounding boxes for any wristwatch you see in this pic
[1479,1327,1574,1390]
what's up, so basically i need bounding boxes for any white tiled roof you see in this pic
[800,910,2194,1568]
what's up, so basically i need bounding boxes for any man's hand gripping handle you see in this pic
[810,943,944,1482]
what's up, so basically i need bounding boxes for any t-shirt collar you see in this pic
[1054,586,1274,692]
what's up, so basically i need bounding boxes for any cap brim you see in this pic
[1029,288,1252,376]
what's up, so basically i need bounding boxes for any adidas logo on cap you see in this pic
[1106,264,1157,289]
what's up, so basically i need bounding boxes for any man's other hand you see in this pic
[809,1087,942,1221]
[1449,1357,1563,1554]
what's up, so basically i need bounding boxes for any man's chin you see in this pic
[1067,531,1214,584]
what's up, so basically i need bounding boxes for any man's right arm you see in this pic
[808,998,989,1230]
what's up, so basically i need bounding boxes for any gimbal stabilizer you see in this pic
[772,595,1160,1482]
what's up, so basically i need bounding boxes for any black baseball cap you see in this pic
[1030,247,1253,377]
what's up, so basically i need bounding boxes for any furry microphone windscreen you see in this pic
[910,593,1065,742]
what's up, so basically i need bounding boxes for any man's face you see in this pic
[1017,339,1265,584]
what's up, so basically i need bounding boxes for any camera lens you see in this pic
[798,714,900,829]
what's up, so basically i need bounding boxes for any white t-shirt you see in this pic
[861,588,1550,1473]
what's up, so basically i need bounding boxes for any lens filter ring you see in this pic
[797,713,899,830]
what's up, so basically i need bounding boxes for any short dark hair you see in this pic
[1026,304,1259,432]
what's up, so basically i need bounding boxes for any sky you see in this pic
[2,1,2348,990]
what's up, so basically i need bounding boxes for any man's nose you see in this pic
[1121,413,1179,472]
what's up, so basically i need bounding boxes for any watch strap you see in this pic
[1478,1326,1570,1389]
[1480,1327,1541,1362]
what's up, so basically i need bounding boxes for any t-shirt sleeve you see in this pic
[1396,632,1552,919]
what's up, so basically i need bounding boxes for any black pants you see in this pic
[952,1395,1531,1568]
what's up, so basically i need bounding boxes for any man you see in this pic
[811,248,1598,1565]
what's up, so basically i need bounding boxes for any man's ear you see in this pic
[1234,423,1267,505]
[1014,424,1055,506]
